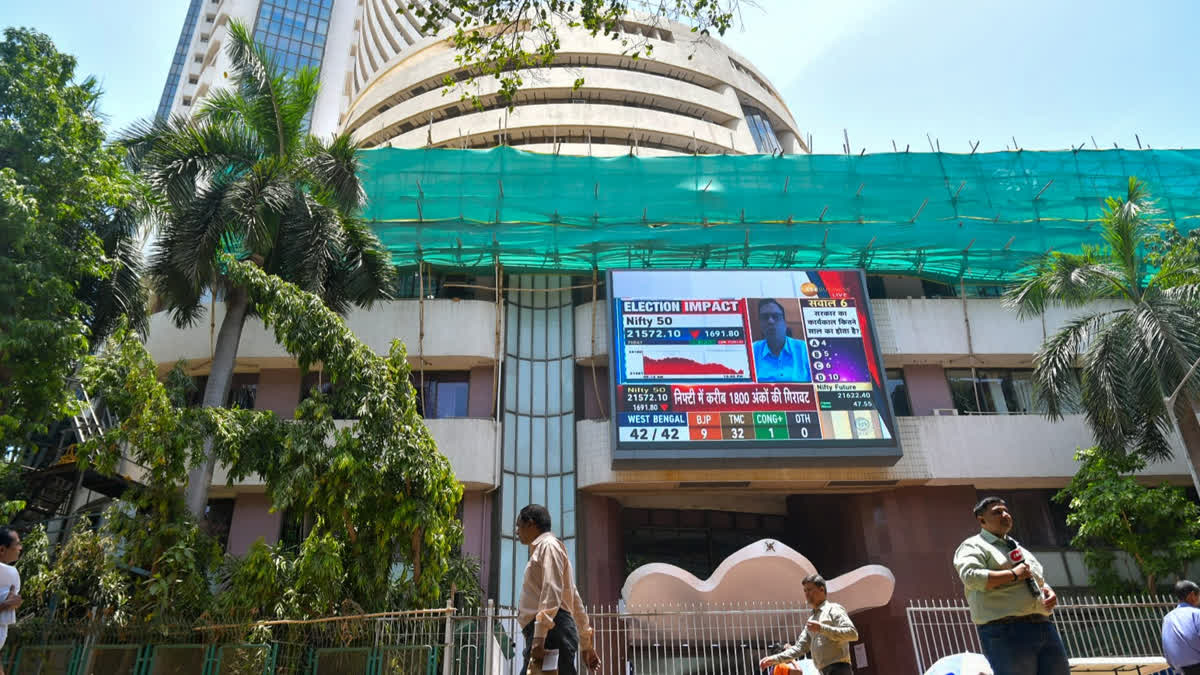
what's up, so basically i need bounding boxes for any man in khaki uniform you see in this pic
[759,574,858,675]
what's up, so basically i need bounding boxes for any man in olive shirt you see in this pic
[953,497,1068,675]
[759,574,858,675]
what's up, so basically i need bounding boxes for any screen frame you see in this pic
[605,268,903,466]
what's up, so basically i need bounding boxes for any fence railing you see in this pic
[0,601,814,675]
[906,595,1176,673]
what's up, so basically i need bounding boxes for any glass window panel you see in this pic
[545,360,561,415]
[562,418,575,472]
[516,475,530,515]
[560,358,573,414]
[499,537,514,610]
[516,359,531,414]
[974,369,1010,414]
[559,304,573,358]
[519,307,533,357]
[532,361,546,415]
[533,276,547,309]
[531,416,546,474]
[531,308,547,359]
[504,360,517,411]
[564,537,576,569]
[547,475,562,534]
[946,368,979,413]
[503,412,516,471]
[562,473,576,537]
[506,303,519,353]
[531,476,546,509]
[885,368,912,417]
[434,379,468,418]
[502,472,515,534]
[546,417,562,474]
[306,16,317,31]
[517,415,531,473]
[1010,369,1038,413]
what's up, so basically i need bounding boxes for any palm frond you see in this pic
[1079,312,1137,453]
[224,20,290,155]
[1004,249,1129,318]
[301,133,366,214]
[1033,311,1119,419]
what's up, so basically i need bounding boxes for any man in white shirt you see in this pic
[0,526,24,669]
[516,504,600,675]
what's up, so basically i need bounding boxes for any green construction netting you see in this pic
[358,146,1200,282]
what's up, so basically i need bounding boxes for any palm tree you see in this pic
[1005,177,1200,491]
[121,21,393,518]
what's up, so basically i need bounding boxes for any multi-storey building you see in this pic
[156,0,803,155]
[151,3,1200,672]
[139,141,1200,673]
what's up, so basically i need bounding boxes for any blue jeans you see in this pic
[976,620,1070,675]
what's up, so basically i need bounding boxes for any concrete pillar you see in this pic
[468,366,495,418]
[226,493,283,556]
[902,364,954,416]
[785,485,979,675]
[579,493,624,605]
[716,84,756,153]
[461,491,494,593]
[255,368,303,418]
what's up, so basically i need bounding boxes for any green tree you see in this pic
[404,0,744,106]
[1005,178,1200,483]
[0,27,146,452]
[215,256,462,608]
[1056,446,1200,593]
[120,20,393,518]
[76,258,462,614]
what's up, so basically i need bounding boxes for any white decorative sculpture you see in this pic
[621,538,895,616]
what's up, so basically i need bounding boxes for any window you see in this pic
[188,75,199,84]
[205,498,236,550]
[866,275,887,299]
[885,369,912,417]
[946,369,1039,414]
[186,374,258,409]
[412,372,470,418]
[741,105,782,154]
[921,279,956,298]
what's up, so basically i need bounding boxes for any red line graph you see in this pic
[643,355,744,376]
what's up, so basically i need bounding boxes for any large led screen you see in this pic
[608,269,902,463]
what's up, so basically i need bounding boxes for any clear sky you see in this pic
[7,0,1200,153]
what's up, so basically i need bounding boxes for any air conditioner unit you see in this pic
[932,408,959,416]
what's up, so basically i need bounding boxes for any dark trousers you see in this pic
[820,663,852,675]
[976,620,1069,675]
[1181,664,1200,675]
[521,610,579,675]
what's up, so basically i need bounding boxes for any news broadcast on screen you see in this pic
[608,269,902,463]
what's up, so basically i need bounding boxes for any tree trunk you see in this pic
[1172,397,1200,498]
[183,287,251,519]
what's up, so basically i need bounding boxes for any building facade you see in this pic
[142,264,1195,674]
[157,0,804,155]
[151,4,1198,672]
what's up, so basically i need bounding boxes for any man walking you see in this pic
[953,497,1068,675]
[0,527,23,673]
[758,574,858,675]
[1162,580,1200,673]
[516,504,600,675]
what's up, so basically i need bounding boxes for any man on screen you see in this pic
[752,299,811,383]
